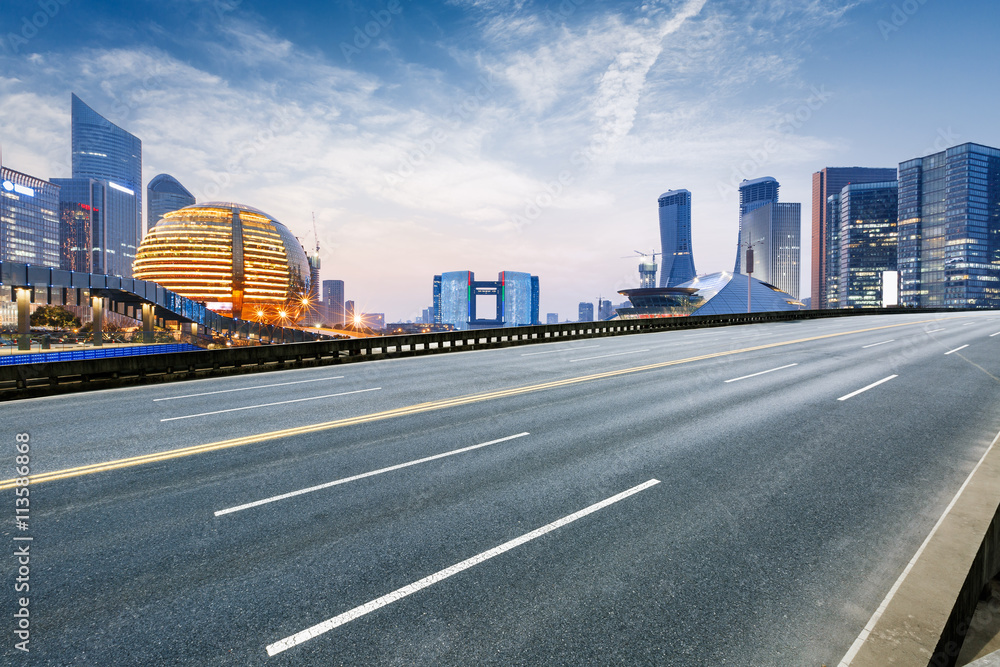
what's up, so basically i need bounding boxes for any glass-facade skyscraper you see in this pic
[741,201,801,299]
[51,177,137,277]
[657,189,696,287]
[322,279,345,326]
[832,181,899,308]
[1,167,61,267]
[811,167,897,309]
[71,93,142,277]
[436,271,539,330]
[898,143,1000,308]
[735,177,779,274]
[147,173,195,230]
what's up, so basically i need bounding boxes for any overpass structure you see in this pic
[1,261,329,349]
[0,310,999,664]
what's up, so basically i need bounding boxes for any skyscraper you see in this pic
[322,279,345,326]
[530,275,541,325]
[147,174,195,230]
[1,167,61,267]
[52,177,137,277]
[833,181,899,308]
[578,302,594,322]
[436,271,539,330]
[811,167,897,308]
[735,177,779,273]
[71,93,142,277]
[741,201,801,299]
[658,189,696,287]
[432,274,443,325]
[898,142,1000,308]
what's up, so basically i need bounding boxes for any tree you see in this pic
[30,305,82,329]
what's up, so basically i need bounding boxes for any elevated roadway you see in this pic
[2,311,999,664]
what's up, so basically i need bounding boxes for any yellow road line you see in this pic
[0,317,954,490]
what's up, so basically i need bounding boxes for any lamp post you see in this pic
[740,241,760,314]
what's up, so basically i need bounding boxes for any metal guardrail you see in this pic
[0,306,954,400]
[0,344,202,367]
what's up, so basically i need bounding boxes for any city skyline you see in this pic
[1,1,998,320]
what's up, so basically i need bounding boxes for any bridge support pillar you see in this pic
[91,296,104,347]
[16,288,31,351]
[142,304,155,344]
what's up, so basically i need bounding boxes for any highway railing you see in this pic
[0,306,951,401]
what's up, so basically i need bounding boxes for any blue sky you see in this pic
[1,0,998,321]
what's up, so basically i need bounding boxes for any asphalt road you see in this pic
[3,311,1000,665]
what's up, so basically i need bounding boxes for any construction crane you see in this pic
[311,212,320,254]
[621,250,660,289]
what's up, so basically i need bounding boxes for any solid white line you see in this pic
[862,340,895,349]
[945,345,969,356]
[160,388,381,421]
[153,376,345,401]
[926,328,946,333]
[265,479,661,656]
[724,363,798,383]
[991,332,1000,337]
[839,427,1000,666]
[837,375,898,402]
[569,349,650,362]
[215,433,530,516]
[521,346,599,356]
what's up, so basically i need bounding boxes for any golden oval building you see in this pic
[133,202,310,320]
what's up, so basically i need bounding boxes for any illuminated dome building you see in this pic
[133,202,310,321]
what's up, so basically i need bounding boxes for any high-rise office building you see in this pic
[52,177,137,277]
[828,181,899,308]
[638,257,657,288]
[345,300,355,323]
[598,299,613,320]
[432,274,443,325]
[71,93,142,277]
[546,313,559,324]
[898,142,1000,308]
[578,302,594,322]
[1,167,61,267]
[811,167,897,309]
[735,177,780,273]
[658,189,697,287]
[740,201,801,299]
[530,275,541,325]
[147,174,195,230]
[322,279,345,326]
